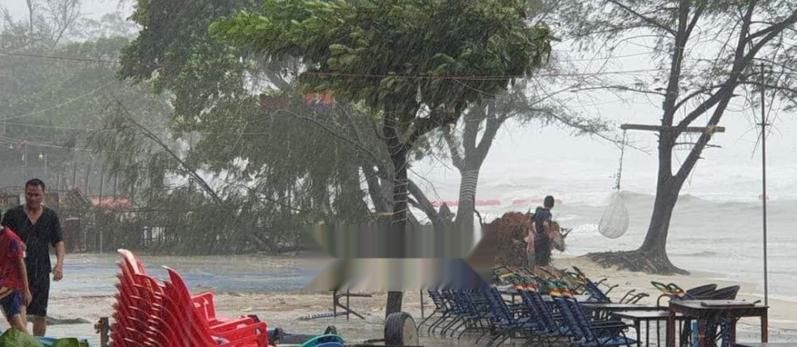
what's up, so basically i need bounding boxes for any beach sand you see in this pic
[2,255,795,346]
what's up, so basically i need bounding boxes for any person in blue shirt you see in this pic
[532,196,555,267]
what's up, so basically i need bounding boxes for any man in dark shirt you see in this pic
[532,196,555,267]
[1,178,65,336]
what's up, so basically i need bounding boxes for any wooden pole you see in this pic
[620,124,725,133]
[84,160,92,196]
[113,173,118,200]
[759,63,769,308]
[72,161,77,190]
[98,168,104,254]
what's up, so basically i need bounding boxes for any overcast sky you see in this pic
[3,0,124,20]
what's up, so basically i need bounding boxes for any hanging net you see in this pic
[598,191,629,239]
[598,129,629,239]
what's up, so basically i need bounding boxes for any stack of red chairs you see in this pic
[111,249,269,347]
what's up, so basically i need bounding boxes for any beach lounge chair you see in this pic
[482,286,550,347]
[435,290,467,337]
[571,266,648,305]
[453,290,497,341]
[421,290,455,336]
[554,296,636,347]
[435,288,494,339]
[518,289,575,346]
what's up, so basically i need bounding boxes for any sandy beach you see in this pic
[1,254,794,346]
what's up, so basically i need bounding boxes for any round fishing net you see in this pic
[598,191,629,239]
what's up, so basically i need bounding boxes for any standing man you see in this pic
[2,178,65,336]
[532,196,555,267]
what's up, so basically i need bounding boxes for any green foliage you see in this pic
[111,0,393,254]
[211,0,553,126]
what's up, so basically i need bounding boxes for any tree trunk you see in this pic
[589,134,688,274]
[389,146,409,251]
[638,180,679,263]
[362,164,390,213]
[454,168,479,255]
[383,114,408,317]
[449,102,500,256]
[385,291,403,319]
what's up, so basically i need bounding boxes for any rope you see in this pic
[614,129,627,191]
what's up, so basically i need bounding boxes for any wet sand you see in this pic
[2,254,795,346]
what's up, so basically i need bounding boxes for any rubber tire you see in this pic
[384,311,419,346]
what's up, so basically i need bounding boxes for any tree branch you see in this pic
[684,0,706,39]
[661,0,696,126]
[406,108,460,148]
[674,1,761,131]
[341,106,389,174]
[672,84,724,112]
[278,108,386,168]
[474,102,501,164]
[739,81,797,96]
[673,3,761,182]
[442,124,465,170]
[676,5,797,134]
[606,0,677,36]
[748,9,797,41]
[407,178,442,226]
[112,99,224,205]
[462,106,485,154]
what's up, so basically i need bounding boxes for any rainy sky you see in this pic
[5,0,796,203]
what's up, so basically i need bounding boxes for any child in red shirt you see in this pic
[0,226,31,334]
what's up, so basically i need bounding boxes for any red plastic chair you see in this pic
[163,267,269,347]
[132,273,183,345]
[111,260,144,344]
[113,250,169,346]
[118,249,221,323]
[111,250,269,347]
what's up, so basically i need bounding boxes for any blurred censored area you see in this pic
[303,215,544,292]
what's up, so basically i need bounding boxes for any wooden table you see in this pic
[579,302,663,323]
[666,300,768,347]
[582,303,664,311]
[613,310,688,346]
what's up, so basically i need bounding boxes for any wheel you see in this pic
[384,311,419,346]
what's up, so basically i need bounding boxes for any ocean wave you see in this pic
[668,250,719,257]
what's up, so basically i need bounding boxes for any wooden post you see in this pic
[23,143,27,178]
[94,317,109,347]
[420,290,425,319]
[98,168,104,254]
[72,161,77,190]
[113,173,118,201]
[620,123,726,151]
[619,124,725,133]
[84,160,92,196]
